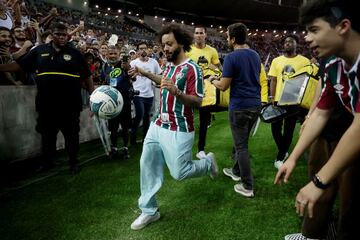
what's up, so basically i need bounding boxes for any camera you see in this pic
[129,86,140,100]
[122,55,129,63]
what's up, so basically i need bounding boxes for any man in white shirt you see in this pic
[130,42,162,144]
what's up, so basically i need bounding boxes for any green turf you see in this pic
[0,111,308,240]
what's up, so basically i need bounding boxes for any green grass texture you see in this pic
[0,111,308,240]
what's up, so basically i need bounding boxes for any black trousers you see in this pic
[36,111,80,167]
[108,99,131,148]
[229,107,260,190]
[197,107,211,152]
[270,106,298,160]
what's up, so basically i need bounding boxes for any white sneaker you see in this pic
[130,212,160,230]
[284,233,320,240]
[207,152,218,179]
[196,150,207,159]
[234,183,254,198]
[274,160,284,169]
[274,152,289,169]
[223,168,241,181]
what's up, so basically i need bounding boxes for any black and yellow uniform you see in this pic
[17,42,91,170]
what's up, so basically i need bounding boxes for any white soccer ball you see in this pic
[90,85,123,119]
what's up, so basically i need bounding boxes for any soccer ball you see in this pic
[90,86,123,119]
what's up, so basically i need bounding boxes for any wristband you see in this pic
[312,174,330,189]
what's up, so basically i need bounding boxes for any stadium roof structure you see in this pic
[90,0,304,26]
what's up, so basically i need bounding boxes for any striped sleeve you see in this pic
[187,62,203,97]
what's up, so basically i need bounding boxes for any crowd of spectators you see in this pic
[0,0,314,86]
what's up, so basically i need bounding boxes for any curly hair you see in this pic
[157,23,193,52]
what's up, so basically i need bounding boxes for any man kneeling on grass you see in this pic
[128,23,218,230]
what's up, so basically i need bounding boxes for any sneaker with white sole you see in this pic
[234,183,254,198]
[196,150,207,159]
[223,168,241,181]
[130,212,160,230]
[284,233,306,240]
[207,152,218,179]
[274,160,284,169]
[274,152,289,169]
[284,233,320,240]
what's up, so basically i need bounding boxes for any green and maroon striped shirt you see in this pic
[154,59,203,132]
[318,54,360,113]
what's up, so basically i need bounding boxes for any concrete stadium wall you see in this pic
[0,86,99,164]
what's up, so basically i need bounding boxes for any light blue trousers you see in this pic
[138,123,212,215]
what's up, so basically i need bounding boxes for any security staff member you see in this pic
[0,22,94,174]
[100,45,132,159]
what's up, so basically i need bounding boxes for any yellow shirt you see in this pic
[268,55,310,101]
[186,44,220,77]
[260,64,268,103]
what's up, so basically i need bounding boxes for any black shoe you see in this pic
[70,164,81,175]
[122,147,130,159]
[111,147,119,156]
